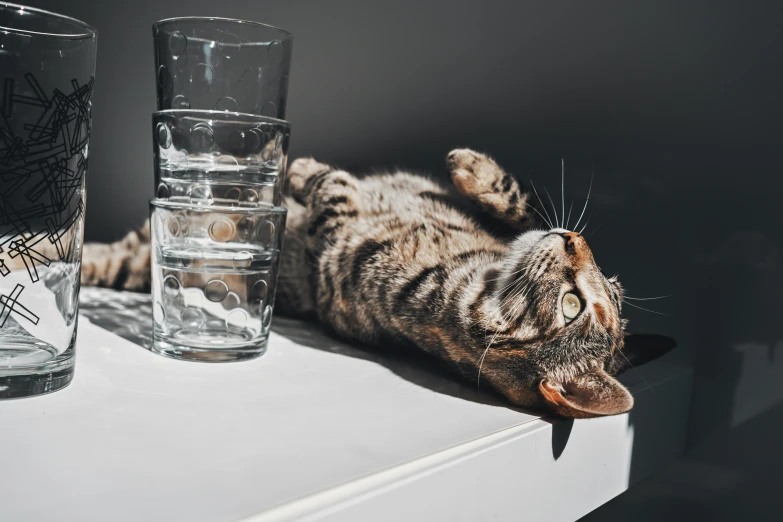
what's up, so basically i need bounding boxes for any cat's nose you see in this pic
[561,231,582,246]
[561,231,594,265]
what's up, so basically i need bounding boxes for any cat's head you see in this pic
[477,228,674,418]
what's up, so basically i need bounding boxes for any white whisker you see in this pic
[544,187,559,228]
[561,159,566,230]
[573,164,594,232]
[477,344,492,389]
[479,262,539,389]
[525,202,554,229]
[578,215,591,235]
[624,295,671,301]
[495,275,525,297]
[615,348,652,393]
[484,268,525,283]
[586,224,602,237]
[529,180,554,229]
[497,270,530,309]
[623,301,666,315]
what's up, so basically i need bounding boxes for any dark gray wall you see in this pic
[25,0,783,483]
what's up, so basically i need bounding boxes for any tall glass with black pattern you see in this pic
[0,3,96,398]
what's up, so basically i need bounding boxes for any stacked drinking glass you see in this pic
[149,17,292,362]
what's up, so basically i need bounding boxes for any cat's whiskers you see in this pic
[494,252,539,299]
[478,268,535,389]
[504,282,535,327]
[615,347,653,393]
[495,251,545,316]
[622,300,666,315]
[496,268,531,312]
[586,224,602,237]
[624,295,671,301]
[578,215,592,236]
[544,187,560,228]
[525,203,554,229]
[565,201,574,231]
[495,268,531,297]
[484,267,526,283]
[498,283,531,324]
[617,350,653,393]
[561,159,566,229]
[573,165,594,233]
[529,180,555,230]
[467,265,528,335]
[478,271,538,390]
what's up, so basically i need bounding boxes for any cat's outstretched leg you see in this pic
[446,149,538,231]
[288,157,363,254]
[274,196,316,317]
[287,157,334,206]
[286,158,365,329]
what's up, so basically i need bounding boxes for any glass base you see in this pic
[0,342,75,399]
[152,335,267,363]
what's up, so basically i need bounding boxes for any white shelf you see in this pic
[0,289,692,522]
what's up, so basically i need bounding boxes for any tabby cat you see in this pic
[81,149,674,418]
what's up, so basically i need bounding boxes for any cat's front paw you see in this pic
[447,148,497,195]
[287,157,332,202]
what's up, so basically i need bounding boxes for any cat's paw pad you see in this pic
[447,149,496,195]
[287,157,331,200]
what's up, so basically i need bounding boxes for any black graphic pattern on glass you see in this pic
[0,73,93,324]
[0,284,40,327]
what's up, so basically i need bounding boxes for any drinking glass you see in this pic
[150,199,286,362]
[0,3,96,398]
[154,109,290,207]
[153,17,293,119]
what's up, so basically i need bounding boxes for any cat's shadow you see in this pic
[78,287,512,408]
[274,317,574,458]
[79,288,571,457]
[271,316,517,409]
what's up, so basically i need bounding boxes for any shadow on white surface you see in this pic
[79,287,689,472]
[79,288,578,451]
[79,287,512,408]
[271,316,515,409]
[79,287,153,349]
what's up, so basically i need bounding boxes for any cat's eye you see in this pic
[562,292,582,322]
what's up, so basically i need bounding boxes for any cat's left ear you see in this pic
[539,369,634,418]
[612,333,677,374]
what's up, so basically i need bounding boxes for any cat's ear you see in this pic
[618,333,677,370]
[539,369,634,418]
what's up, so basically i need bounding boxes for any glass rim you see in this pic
[154,109,290,129]
[0,2,96,40]
[153,16,293,41]
[150,198,289,216]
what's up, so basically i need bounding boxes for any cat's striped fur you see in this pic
[80,149,669,417]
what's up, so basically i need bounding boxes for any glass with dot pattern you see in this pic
[149,199,286,362]
[153,110,290,207]
[153,17,292,119]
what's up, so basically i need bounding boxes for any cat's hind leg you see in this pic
[446,149,539,231]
